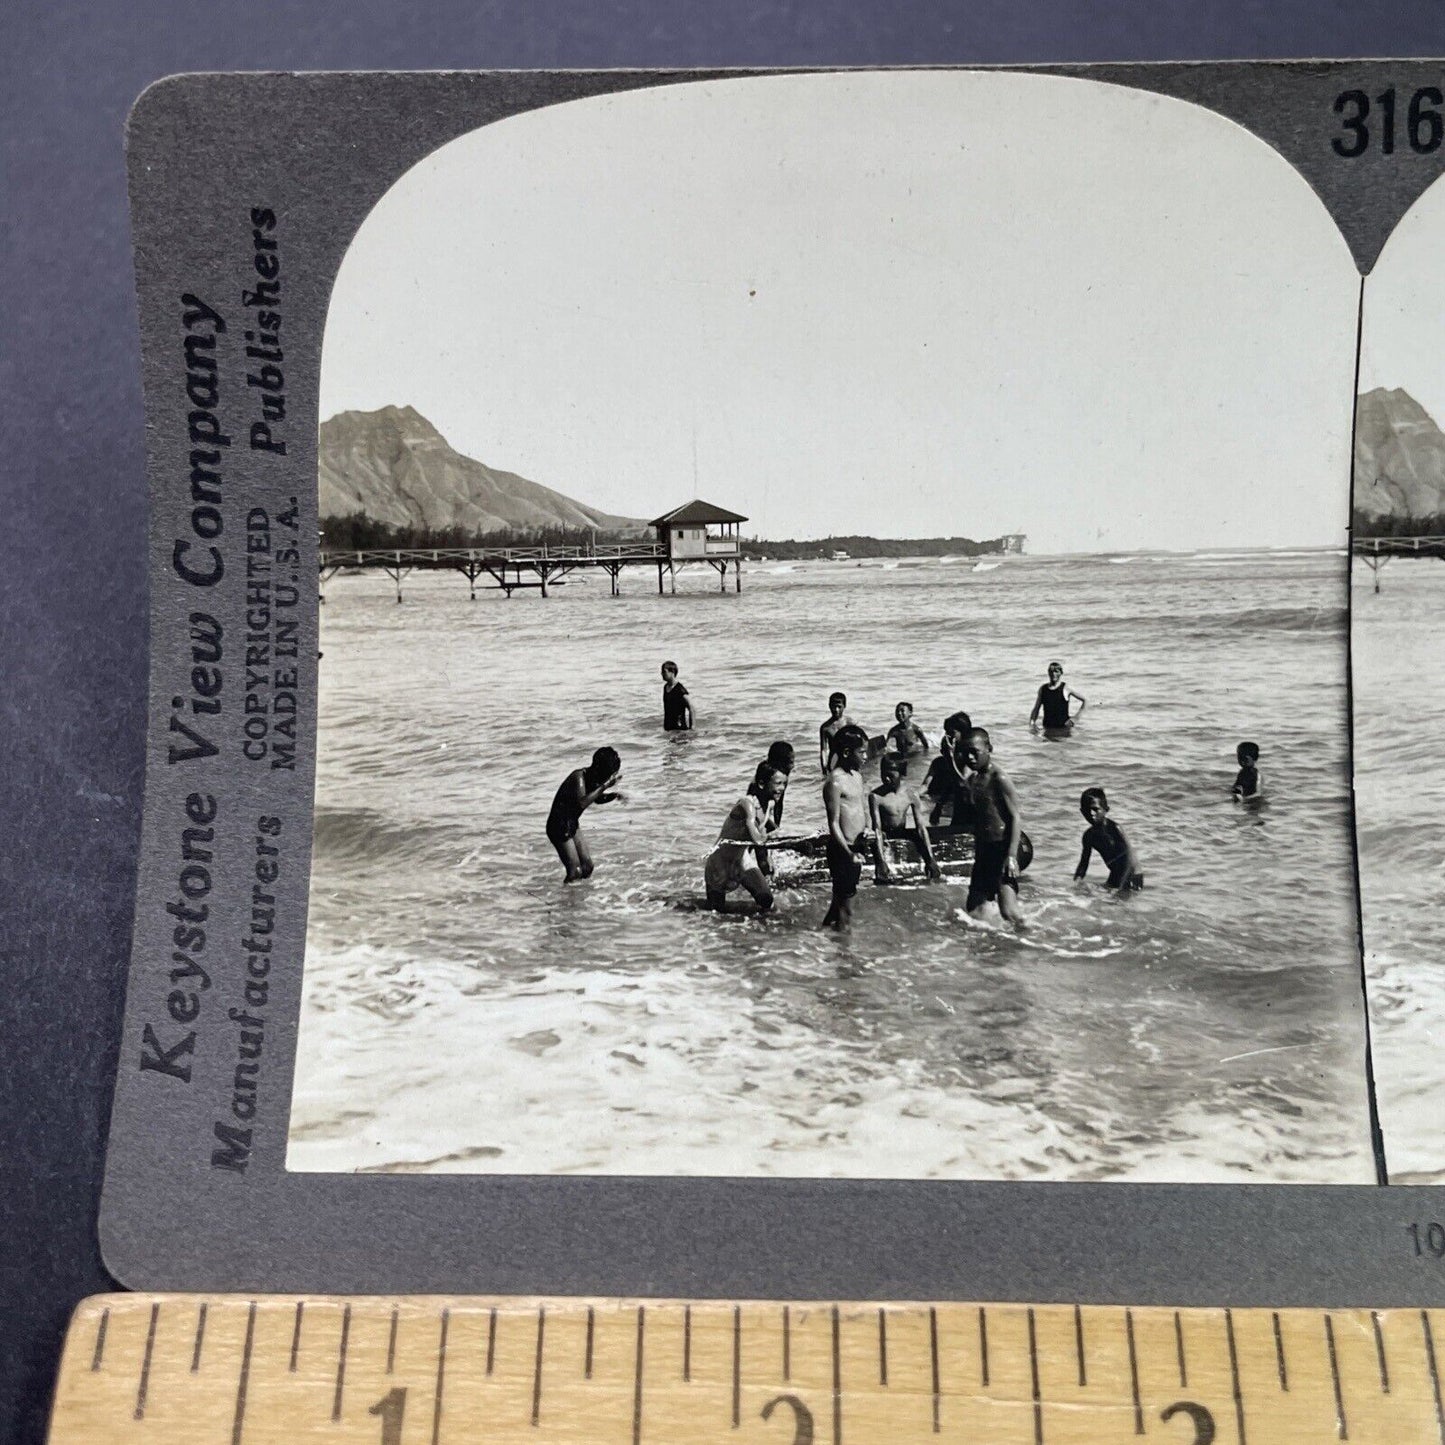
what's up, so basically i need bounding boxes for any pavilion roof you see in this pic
[649,498,748,528]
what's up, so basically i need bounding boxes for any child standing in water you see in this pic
[819,692,852,773]
[1075,787,1144,891]
[1233,741,1263,799]
[923,710,973,829]
[822,725,872,928]
[1030,661,1086,731]
[704,761,784,913]
[960,728,1026,927]
[755,740,795,877]
[885,701,930,766]
[546,747,624,882]
[869,755,943,883]
[660,660,693,731]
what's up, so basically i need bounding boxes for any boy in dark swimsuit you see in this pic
[661,661,692,731]
[869,755,943,883]
[959,728,1026,927]
[1075,787,1144,891]
[922,710,973,829]
[1030,661,1085,731]
[821,725,871,929]
[1232,741,1262,799]
[545,747,623,881]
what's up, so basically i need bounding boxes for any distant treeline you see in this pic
[745,534,1014,560]
[1352,510,1445,539]
[320,511,643,551]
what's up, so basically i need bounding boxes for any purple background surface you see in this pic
[6,4,1445,1441]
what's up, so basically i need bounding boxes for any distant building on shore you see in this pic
[1001,533,1027,554]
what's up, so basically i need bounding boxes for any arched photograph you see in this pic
[1353,170,1445,1186]
[287,71,1376,1183]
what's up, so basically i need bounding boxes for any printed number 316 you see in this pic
[1333,87,1444,157]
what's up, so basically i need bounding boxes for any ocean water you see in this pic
[288,551,1376,1182]
[1352,560,1445,1185]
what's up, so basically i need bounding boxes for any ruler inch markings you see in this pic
[89,1308,109,1373]
[1325,1313,1348,1441]
[1272,1310,1288,1391]
[332,1302,351,1423]
[230,1301,256,1445]
[431,1307,449,1445]
[190,1303,207,1374]
[1028,1306,1044,1445]
[929,1306,941,1434]
[1423,1309,1444,1445]
[133,1301,160,1420]
[532,1305,546,1427]
[1225,1307,1248,1445]
[1371,1309,1390,1393]
[632,1305,645,1445]
[48,1297,1445,1444]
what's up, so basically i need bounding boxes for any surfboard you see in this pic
[766,827,1033,881]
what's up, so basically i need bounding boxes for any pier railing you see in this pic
[319,541,666,567]
[1352,533,1445,591]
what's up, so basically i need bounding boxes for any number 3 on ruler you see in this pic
[369,1387,407,1444]
[1332,87,1444,156]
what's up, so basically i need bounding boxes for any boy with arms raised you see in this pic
[546,747,624,882]
[960,728,1026,927]
[822,725,872,928]
[869,754,943,883]
[705,761,785,913]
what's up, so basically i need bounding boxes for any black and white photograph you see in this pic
[286,71,1377,1183]
[1353,167,1445,1187]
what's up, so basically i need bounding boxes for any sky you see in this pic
[321,71,1362,553]
[1360,170,1445,425]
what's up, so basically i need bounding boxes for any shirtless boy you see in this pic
[1075,787,1144,891]
[822,725,871,928]
[869,755,943,883]
[819,692,852,773]
[959,728,1026,927]
[705,761,784,913]
[755,740,795,877]
[546,747,623,882]
[1030,661,1086,731]
[885,702,930,766]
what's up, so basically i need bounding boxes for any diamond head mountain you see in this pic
[319,406,648,536]
[1353,387,1445,526]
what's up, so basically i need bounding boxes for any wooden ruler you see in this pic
[48,1295,1445,1443]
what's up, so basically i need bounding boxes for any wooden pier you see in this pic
[318,540,743,602]
[1353,534,1445,592]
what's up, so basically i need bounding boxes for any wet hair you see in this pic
[966,727,991,749]
[830,724,870,759]
[895,701,913,716]
[661,660,678,676]
[943,710,972,737]
[589,746,621,780]
[1237,740,1260,765]
[1048,660,1064,671]
[880,754,904,778]
[766,740,795,773]
[1080,786,1108,816]
[828,691,847,708]
[753,761,785,790]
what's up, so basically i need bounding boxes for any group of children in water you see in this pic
[545,659,1265,930]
